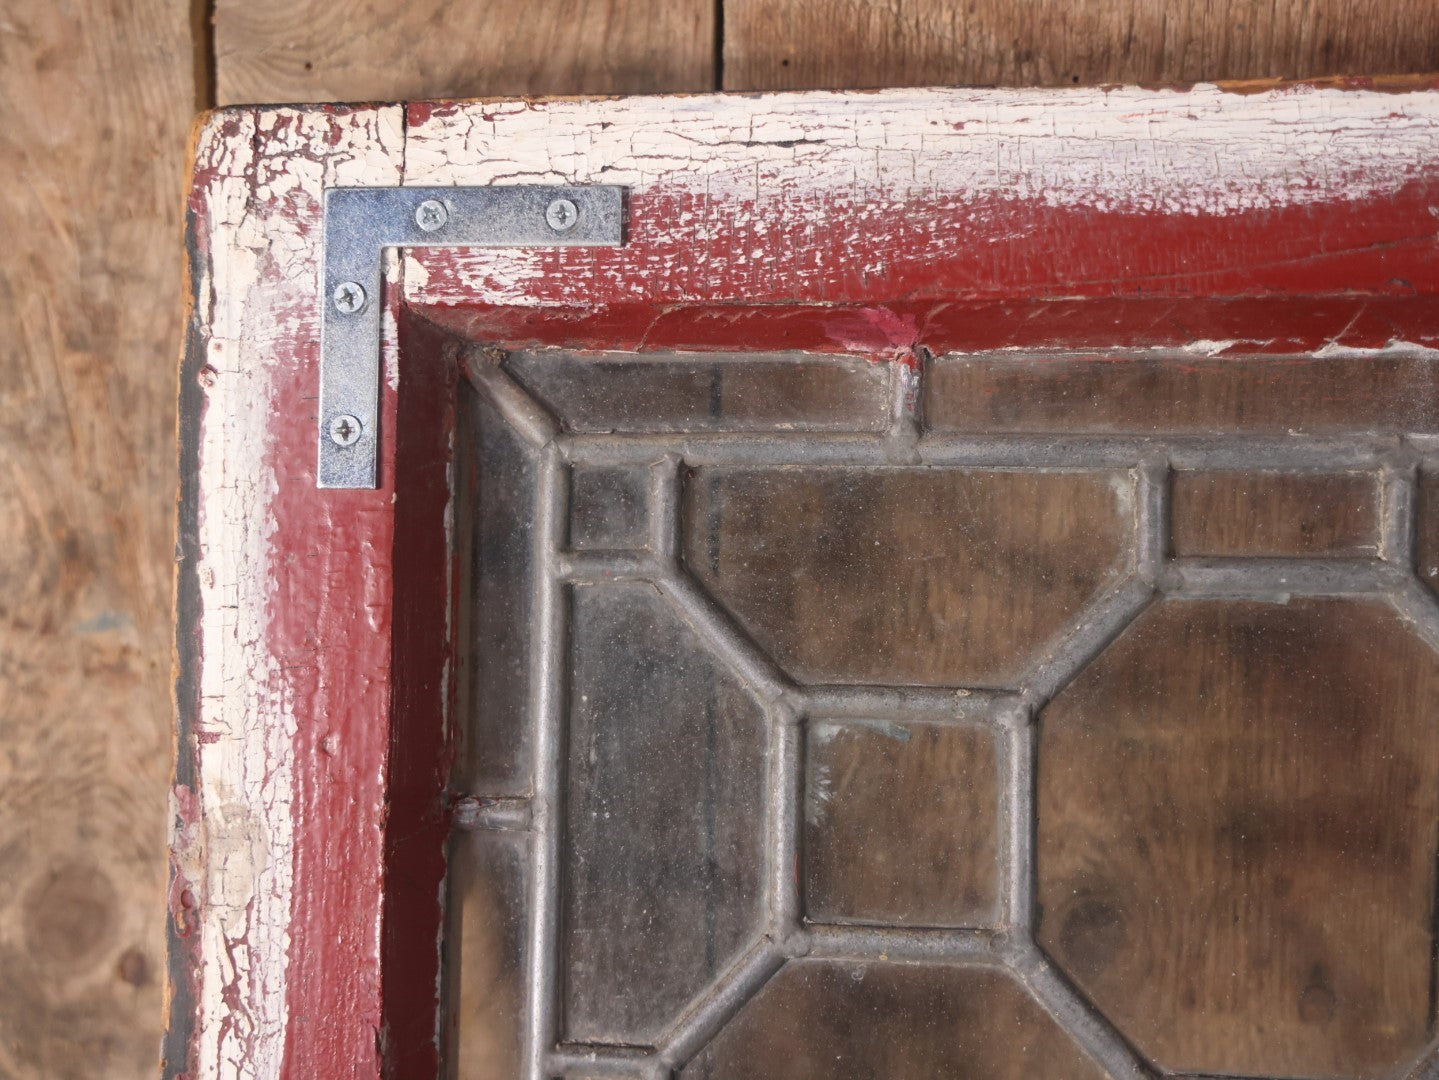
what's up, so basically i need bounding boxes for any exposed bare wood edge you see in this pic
[1135,460,1170,586]
[1210,74,1439,96]
[450,796,531,832]
[462,345,560,450]
[1011,940,1156,1080]
[655,572,792,703]
[1161,557,1405,595]
[1388,582,1439,656]
[796,684,1023,722]
[526,446,569,1080]
[1000,714,1037,932]
[648,455,681,574]
[1022,578,1156,707]
[803,924,1006,965]
[555,551,659,582]
[655,939,787,1070]
[1381,462,1419,568]
[558,432,1392,470]
[765,706,803,943]
[548,1044,664,1080]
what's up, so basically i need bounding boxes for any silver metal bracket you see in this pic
[318,185,626,488]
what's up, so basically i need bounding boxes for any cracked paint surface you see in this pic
[177,104,402,1079]
[401,84,1439,319]
[175,81,1439,1079]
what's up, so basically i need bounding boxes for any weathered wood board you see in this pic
[0,1,192,1077]
[723,0,1439,90]
[214,0,1439,104]
[213,0,717,105]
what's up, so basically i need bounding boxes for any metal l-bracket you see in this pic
[318,185,625,488]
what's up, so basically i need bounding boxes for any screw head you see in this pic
[415,198,448,232]
[332,281,366,314]
[545,197,579,233]
[328,414,363,447]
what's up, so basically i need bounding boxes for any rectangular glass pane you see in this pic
[448,832,528,1080]
[1170,471,1379,557]
[456,384,538,796]
[928,352,1439,434]
[504,349,891,433]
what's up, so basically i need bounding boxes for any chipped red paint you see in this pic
[173,104,407,1080]
[403,181,1439,306]
[268,258,401,1078]
[175,84,1439,1080]
[414,295,1439,360]
[407,177,1439,358]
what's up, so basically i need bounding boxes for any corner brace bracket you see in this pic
[318,185,626,488]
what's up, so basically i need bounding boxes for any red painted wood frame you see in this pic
[169,80,1439,1078]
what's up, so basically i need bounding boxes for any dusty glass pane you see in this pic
[1170,471,1378,557]
[805,720,1000,928]
[928,352,1439,434]
[448,832,527,1080]
[563,584,767,1045]
[680,962,1105,1080]
[504,349,890,433]
[1037,598,1439,1078]
[569,465,650,550]
[457,386,537,796]
[452,342,1439,1079]
[684,468,1130,686]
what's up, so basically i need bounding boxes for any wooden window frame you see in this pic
[169,82,1439,1078]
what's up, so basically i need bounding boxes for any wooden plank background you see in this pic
[1,1,1437,1075]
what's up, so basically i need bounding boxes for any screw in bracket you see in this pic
[545,197,579,233]
[415,198,448,232]
[332,280,366,314]
[328,413,363,447]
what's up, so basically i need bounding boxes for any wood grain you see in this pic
[0,0,192,1076]
[213,0,716,105]
[722,0,1439,90]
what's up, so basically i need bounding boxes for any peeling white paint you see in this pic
[1176,339,1243,356]
[185,104,403,1080]
[407,85,1439,214]
[1311,339,1439,359]
[402,84,1439,307]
